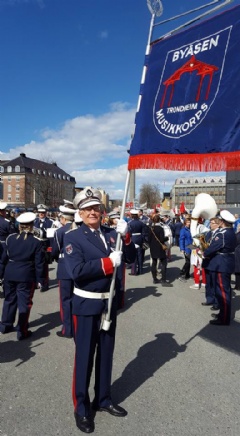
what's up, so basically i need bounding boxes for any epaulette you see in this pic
[33,235,43,241]
[65,227,78,234]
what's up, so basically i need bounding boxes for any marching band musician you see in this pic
[64,187,136,434]
[202,210,237,325]
[0,212,45,340]
[201,217,220,307]
[51,202,76,338]
[128,209,147,275]
[34,204,54,291]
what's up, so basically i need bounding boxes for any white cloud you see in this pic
[0,102,224,200]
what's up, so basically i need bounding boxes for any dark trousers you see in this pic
[205,270,218,305]
[131,247,143,275]
[72,311,117,418]
[0,280,35,338]
[181,253,191,278]
[58,279,74,337]
[152,258,167,281]
[214,271,232,324]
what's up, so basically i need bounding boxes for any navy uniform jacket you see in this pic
[128,219,147,247]
[64,223,136,316]
[0,216,13,242]
[52,222,73,280]
[0,232,46,282]
[34,216,54,238]
[203,227,237,273]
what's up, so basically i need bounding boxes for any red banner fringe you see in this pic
[128,151,240,172]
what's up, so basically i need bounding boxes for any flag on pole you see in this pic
[128,5,240,172]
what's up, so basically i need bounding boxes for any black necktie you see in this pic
[94,230,106,248]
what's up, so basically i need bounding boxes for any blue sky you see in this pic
[0,0,237,200]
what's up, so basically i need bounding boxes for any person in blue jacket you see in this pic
[179,216,193,281]
[0,212,45,340]
[203,210,237,325]
[64,187,136,434]
[51,202,76,338]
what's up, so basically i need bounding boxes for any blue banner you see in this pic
[129,5,240,171]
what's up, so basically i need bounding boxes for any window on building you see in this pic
[211,179,215,183]
[0,166,4,173]
[16,176,20,182]
[8,185,11,192]
[38,170,41,175]
[58,174,61,179]
[67,176,70,181]
[63,175,66,180]
[8,176,11,182]
[43,170,47,176]
[16,185,20,191]
[32,169,36,174]
[8,195,11,201]
[7,166,12,173]
[15,165,20,172]
[16,195,20,201]
[48,172,52,176]
[53,173,57,178]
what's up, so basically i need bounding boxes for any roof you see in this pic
[2,153,75,181]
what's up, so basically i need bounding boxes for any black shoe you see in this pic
[201,302,213,306]
[161,281,173,287]
[56,331,72,339]
[18,331,32,341]
[0,325,16,334]
[211,313,219,319]
[211,305,219,311]
[74,414,94,433]
[209,319,230,326]
[94,403,127,417]
[153,278,160,284]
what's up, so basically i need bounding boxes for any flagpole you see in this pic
[102,4,160,331]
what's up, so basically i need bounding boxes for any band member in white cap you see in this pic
[52,201,76,338]
[34,204,54,291]
[203,210,237,325]
[64,187,136,434]
[0,212,45,340]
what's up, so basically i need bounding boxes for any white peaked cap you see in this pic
[219,210,236,223]
[73,187,102,210]
[17,212,36,224]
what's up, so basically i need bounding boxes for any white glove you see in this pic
[116,219,128,236]
[109,250,122,267]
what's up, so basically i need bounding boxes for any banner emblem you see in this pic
[153,27,232,139]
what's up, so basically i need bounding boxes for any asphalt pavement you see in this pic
[1,246,240,436]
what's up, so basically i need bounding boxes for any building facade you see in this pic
[0,153,75,209]
[171,175,226,210]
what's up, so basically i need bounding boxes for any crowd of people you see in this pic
[0,191,239,433]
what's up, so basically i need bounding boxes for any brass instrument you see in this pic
[192,232,209,251]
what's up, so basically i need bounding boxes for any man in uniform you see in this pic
[0,202,16,292]
[64,187,136,434]
[34,204,54,291]
[0,212,45,339]
[52,201,76,338]
[203,210,237,325]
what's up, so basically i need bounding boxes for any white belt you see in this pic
[132,233,141,235]
[74,287,115,299]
